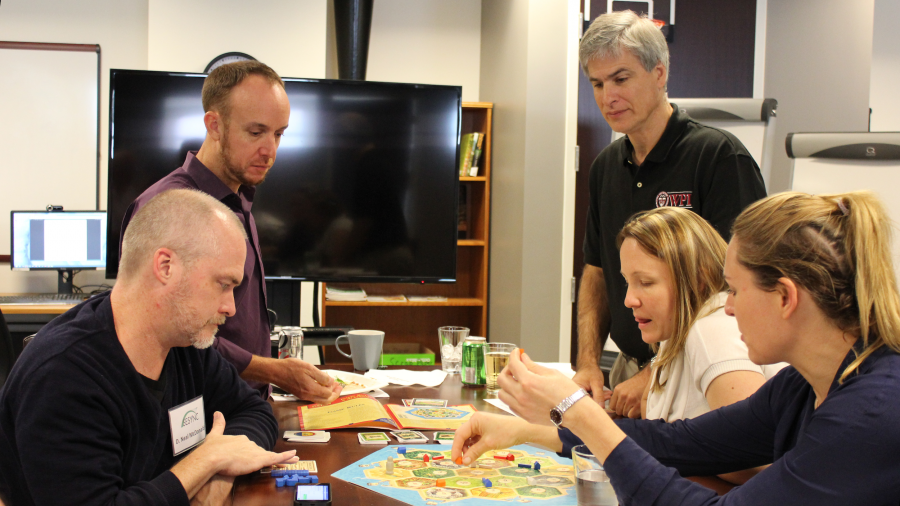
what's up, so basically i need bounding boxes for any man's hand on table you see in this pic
[244,356,342,404]
[609,365,650,419]
[173,412,298,500]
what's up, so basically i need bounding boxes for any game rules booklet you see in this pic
[298,393,476,431]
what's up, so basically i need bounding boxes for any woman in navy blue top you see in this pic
[452,191,900,505]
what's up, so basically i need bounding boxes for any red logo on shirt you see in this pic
[656,191,692,209]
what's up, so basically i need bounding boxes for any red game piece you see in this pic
[493,455,506,460]
[423,454,430,462]
[506,454,515,461]
[433,456,445,460]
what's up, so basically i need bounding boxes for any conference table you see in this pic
[233,365,734,505]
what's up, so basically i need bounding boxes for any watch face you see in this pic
[550,408,563,427]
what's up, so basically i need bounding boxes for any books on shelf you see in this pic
[407,295,449,302]
[297,393,476,431]
[366,294,408,303]
[459,132,484,177]
[325,286,367,301]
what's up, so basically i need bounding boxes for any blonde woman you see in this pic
[617,208,783,425]
[453,191,900,505]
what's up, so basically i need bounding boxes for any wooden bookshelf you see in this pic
[322,102,493,363]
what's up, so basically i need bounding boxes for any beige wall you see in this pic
[870,0,900,131]
[482,0,579,360]
[367,0,482,102]
[0,0,148,293]
[147,0,327,78]
[764,0,875,192]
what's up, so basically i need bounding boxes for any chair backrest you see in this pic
[0,309,14,389]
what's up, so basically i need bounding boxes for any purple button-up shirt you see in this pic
[120,152,270,396]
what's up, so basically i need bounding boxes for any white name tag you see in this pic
[168,395,206,456]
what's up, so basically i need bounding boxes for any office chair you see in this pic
[0,309,14,389]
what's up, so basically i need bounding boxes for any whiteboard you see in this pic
[0,45,99,256]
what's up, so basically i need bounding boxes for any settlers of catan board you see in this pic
[333,445,577,506]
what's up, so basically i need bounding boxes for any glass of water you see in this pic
[573,444,617,506]
[438,326,469,373]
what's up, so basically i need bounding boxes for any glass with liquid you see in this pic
[482,342,517,395]
[573,445,617,505]
[438,326,469,373]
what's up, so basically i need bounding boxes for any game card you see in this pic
[391,430,428,443]
[358,432,390,445]
[284,430,330,443]
[433,431,455,444]
[410,398,449,407]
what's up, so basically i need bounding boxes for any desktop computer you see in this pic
[6,210,107,302]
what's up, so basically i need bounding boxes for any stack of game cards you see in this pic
[391,430,429,444]
[284,430,331,443]
[358,432,390,445]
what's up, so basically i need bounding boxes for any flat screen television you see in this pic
[107,69,462,283]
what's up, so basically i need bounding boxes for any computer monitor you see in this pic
[10,210,107,294]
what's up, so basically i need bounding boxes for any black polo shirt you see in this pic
[582,104,766,363]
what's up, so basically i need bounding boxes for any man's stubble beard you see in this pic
[220,123,268,188]
[168,278,226,350]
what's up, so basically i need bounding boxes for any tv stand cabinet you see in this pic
[323,102,493,363]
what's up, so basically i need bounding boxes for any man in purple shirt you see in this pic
[121,61,340,403]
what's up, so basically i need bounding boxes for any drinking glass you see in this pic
[573,445,618,505]
[482,342,516,395]
[438,326,469,373]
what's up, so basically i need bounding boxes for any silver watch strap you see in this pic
[555,388,589,417]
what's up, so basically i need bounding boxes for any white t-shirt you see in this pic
[645,292,786,422]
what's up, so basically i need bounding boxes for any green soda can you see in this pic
[461,336,487,386]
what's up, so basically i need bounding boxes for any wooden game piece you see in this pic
[534,461,541,471]
[454,456,463,465]
[436,479,446,487]
[423,454,430,462]
[386,456,394,475]
[518,463,532,468]
[432,455,445,460]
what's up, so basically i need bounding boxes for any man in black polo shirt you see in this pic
[572,11,766,418]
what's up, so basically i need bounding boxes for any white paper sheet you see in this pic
[364,369,448,387]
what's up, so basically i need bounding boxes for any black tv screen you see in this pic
[107,69,461,283]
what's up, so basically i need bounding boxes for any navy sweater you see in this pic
[560,347,900,505]
[0,292,277,505]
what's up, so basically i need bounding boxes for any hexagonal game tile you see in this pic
[541,465,575,476]
[394,459,428,471]
[471,458,511,469]
[469,487,517,500]
[431,459,464,470]
[516,485,564,498]
[363,468,412,480]
[491,476,529,488]
[404,450,446,461]
[445,477,481,489]
[421,487,468,501]
[527,475,574,487]
[396,477,437,489]
[456,468,499,478]
[412,467,456,479]
[499,467,541,478]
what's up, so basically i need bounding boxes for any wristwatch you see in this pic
[550,388,589,428]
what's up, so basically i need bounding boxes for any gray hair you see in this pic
[579,10,669,82]
[119,189,247,279]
